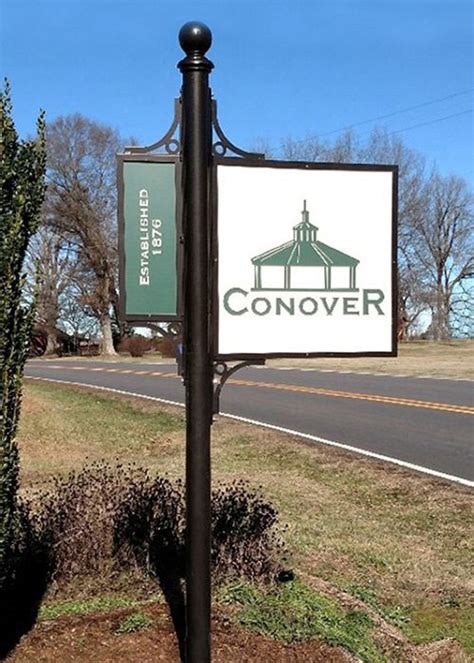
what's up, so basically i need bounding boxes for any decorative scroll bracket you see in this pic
[122,96,266,394]
[212,359,265,415]
[211,99,265,160]
[123,96,266,161]
[124,98,182,155]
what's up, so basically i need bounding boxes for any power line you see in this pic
[318,88,473,137]
[388,109,472,135]
[256,95,473,156]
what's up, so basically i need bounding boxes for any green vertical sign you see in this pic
[122,161,178,318]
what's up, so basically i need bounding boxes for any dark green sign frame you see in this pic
[117,153,182,322]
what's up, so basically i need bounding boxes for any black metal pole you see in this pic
[178,22,214,663]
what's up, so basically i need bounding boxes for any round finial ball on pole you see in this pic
[179,22,212,56]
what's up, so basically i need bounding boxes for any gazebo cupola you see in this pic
[293,200,318,243]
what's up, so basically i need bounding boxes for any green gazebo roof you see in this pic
[251,202,359,268]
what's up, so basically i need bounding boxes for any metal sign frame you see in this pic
[117,152,183,323]
[211,156,398,361]
[117,22,401,663]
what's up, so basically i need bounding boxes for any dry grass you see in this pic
[19,386,185,490]
[268,339,474,378]
[18,380,474,652]
[34,340,474,378]
[212,430,473,607]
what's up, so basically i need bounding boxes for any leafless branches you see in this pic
[281,127,473,338]
[43,114,123,354]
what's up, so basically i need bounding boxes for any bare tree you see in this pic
[27,228,77,354]
[282,128,431,333]
[450,278,474,338]
[397,260,430,338]
[408,171,473,339]
[248,137,277,159]
[282,129,363,163]
[44,115,122,354]
[362,129,430,336]
[282,134,328,162]
[60,282,99,343]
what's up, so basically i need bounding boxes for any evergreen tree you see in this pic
[0,82,46,588]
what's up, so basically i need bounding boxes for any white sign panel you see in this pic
[216,162,397,357]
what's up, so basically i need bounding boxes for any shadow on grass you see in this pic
[149,542,186,662]
[110,473,188,661]
[0,539,52,659]
[0,544,186,662]
[0,547,186,663]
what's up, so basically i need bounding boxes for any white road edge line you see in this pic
[26,376,474,489]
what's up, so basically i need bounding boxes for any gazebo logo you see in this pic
[222,200,387,319]
[251,201,359,291]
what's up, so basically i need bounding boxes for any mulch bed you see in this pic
[6,603,354,662]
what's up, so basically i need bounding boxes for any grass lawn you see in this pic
[269,339,474,378]
[16,380,474,660]
[36,339,474,378]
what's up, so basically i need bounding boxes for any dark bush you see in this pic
[211,480,285,581]
[27,463,155,581]
[24,464,285,587]
[118,335,150,357]
[7,464,286,660]
[114,472,186,578]
[154,336,177,358]
[116,475,285,583]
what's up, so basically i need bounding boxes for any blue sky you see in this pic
[1,0,472,183]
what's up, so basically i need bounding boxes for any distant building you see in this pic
[30,326,98,356]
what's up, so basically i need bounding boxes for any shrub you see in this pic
[0,82,46,591]
[117,476,286,584]
[154,337,177,358]
[211,480,285,581]
[113,471,185,580]
[27,463,165,581]
[117,336,150,357]
[25,464,285,589]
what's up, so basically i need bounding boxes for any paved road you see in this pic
[25,359,474,484]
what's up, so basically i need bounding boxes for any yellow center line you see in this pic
[29,365,473,415]
[227,378,474,415]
